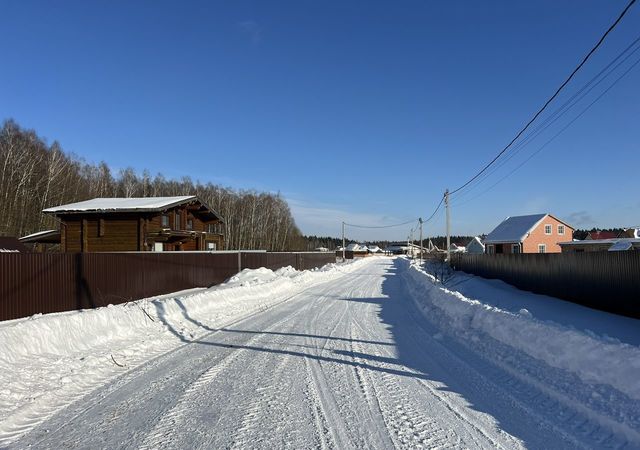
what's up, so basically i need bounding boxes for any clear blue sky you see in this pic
[1,1,639,241]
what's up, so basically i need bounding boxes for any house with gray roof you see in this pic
[484,213,573,254]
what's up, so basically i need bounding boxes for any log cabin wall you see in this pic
[58,204,223,252]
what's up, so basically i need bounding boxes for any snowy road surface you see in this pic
[9,258,639,449]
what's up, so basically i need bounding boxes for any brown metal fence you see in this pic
[451,252,640,318]
[0,252,336,322]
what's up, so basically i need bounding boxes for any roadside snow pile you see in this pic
[401,258,640,401]
[0,257,369,445]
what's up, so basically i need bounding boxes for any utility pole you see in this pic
[445,189,451,264]
[407,232,410,258]
[419,217,423,264]
[342,221,346,261]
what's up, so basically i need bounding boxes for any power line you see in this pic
[449,0,636,196]
[343,218,418,229]
[452,54,640,208]
[451,34,640,202]
[424,194,445,223]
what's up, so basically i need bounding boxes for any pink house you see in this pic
[484,213,574,254]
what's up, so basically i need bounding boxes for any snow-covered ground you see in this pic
[0,259,365,446]
[1,256,639,448]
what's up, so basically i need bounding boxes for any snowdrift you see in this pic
[402,259,640,401]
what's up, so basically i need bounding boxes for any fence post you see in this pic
[238,251,242,273]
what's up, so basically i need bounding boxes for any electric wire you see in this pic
[451,34,640,203]
[448,0,636,197]
[343,218,418,229]
[452,54,640,208]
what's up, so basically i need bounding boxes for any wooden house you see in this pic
[484,213,573,254]
[39,196,224,252]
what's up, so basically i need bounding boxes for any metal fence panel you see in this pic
[451,252,640,318]
[0,252,336,321]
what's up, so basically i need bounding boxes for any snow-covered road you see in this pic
[8,258,639,449]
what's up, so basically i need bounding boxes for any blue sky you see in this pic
[1,1,639,241]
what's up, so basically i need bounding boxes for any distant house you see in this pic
[449,243,466,253]
[336,243,369,259]
[28,196,224,252]
[385,242,429,257]
[484,213,573,254]
[586,231,620,240]
[466,236,485,254]
[559,238,640,253]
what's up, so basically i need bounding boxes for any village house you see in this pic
[465,236,485,254]
[22,196,224,252]
[484,213,573,254]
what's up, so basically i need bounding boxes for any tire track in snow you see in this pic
[400,266,637,449]
[139,297,315,450]
[227,298,320,450]
[349,315,465,449]
[343,263,514,449]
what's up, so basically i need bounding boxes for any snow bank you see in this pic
[0,257,369,445]
[401,259,640,401]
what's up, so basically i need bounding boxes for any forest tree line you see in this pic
[0,119,307,251]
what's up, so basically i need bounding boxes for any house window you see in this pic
[99,218,105,237]
[161,215,169,228]
[538,244,546,253]
[487,245,495,255]
[558,225,565,235]
[186,219,193,231]
[207,223,216,233]
[175,212,181,230]
[207,242,217,251]
[544,224,552,235]
[512,244,520,253]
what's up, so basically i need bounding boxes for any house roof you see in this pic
[559,238,640,246]
[43,196,224,222]
[484,213,548,244]
[19,229,61,244]
[586,231,619,240]
[0,237,30,252]
[467,236,485,248]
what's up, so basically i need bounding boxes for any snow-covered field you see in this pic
[1,256,639,448]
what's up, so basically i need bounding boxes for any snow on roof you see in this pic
[484,214,547,244]
[43,196,197,214]
[20,229,58,240]
[467,236,485,248]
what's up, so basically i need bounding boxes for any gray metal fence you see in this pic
[0,252,336,321]
[450,252,640,318]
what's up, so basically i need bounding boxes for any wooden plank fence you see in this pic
[0,252,336,322]
[451,252,640,318]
